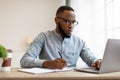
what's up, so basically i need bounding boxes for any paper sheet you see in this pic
[18,67,74,74]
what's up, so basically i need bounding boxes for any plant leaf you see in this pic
[0,44,8,60]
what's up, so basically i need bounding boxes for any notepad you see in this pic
[18,67,74,74]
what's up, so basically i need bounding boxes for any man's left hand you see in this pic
[91,59,102,70]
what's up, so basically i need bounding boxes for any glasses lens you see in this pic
[66,20,78,26]
[73,21,78,26]
[66,20,71,25]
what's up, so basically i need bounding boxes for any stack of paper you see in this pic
[18,67,74,74]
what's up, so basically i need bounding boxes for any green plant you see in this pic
[0,44,8,60]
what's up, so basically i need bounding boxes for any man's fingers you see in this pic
[56,58,67,66]
[91,63,96,67]
[61,59,67,66]
[91,59,102,69]
[97,59,101,68]
[54,58,67,69]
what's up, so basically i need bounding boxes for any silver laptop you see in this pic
[75,39,120,74]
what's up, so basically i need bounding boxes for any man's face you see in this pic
[57,10,76,38]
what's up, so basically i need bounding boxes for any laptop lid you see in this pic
[75,39,120,74]
[99,39,120,73]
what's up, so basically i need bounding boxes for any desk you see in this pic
[0,68,120,80]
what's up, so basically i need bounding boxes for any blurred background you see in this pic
[0,0,119,67]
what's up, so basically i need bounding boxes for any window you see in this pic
[71,0,120,60]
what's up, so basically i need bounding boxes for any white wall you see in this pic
[0,0,65,67]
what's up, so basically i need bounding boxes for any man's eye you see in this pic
[66,20,71,24]
[72,21,75,24]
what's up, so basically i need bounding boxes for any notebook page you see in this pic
[18,67,74,74]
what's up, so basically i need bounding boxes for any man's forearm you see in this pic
[20,56,45,68]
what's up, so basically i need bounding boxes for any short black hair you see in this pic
[56,6,74,16]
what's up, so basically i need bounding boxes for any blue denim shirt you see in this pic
[20,30,97,68]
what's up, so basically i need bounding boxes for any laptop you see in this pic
[75,39,120,74]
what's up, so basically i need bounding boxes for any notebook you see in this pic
[75,39,120,74]
[18,67,74,74]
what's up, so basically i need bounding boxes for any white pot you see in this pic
[0,58,3,71]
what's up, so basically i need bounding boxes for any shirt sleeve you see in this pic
[20,32,46,68]
[80,41,97,67]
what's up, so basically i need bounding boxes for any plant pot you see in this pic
[1,49,13,72]
[0,58,3,71]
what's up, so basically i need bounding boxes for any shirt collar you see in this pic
[53,30,72,42]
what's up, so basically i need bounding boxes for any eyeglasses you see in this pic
[57,17,78,26]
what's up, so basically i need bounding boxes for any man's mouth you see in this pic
[68,29,72,33]
[67,30,72,35]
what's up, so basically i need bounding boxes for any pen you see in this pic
[58,52,62,58]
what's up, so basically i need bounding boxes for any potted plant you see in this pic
[0,44,8,71]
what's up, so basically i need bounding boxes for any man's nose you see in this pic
[68,23,74,28]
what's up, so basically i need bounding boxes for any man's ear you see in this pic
[55,17,59,24]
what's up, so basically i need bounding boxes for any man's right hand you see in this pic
[42,58,67,69]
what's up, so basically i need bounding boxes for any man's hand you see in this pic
[91,59,102,70]
[42,58,67,69]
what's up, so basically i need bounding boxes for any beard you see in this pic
[58,23,71,38]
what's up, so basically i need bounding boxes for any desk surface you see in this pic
[0,68,120,80]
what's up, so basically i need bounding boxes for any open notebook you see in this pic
[18,67,74,74]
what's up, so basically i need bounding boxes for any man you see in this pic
[20,6,101,69]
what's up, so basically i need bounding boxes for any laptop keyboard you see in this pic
[75,67,100,73]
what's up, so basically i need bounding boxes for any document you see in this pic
[18,67,74,74]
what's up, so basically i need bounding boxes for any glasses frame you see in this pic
[57,17,78,26]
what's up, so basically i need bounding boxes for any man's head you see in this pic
[55,6,78,38]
